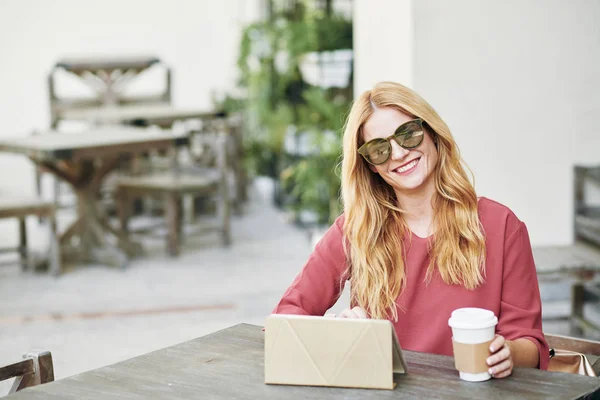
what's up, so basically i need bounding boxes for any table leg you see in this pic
[97,217,143,257]
[59,218,83,245]
[47,213,60,276]
[570,283,585,336]
[40,157,142,269]
[18,217,29,271]
[165,193,181,257]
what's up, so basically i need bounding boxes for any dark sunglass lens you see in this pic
[394,120,424,149]
[366,142,391,164]
[400,129,424,148]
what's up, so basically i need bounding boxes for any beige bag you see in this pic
[548,348,597,377]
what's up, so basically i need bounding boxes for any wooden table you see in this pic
[59,104,247,211]
[0,127,188,269]
[7,324,600,399]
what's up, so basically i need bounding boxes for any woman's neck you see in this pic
[395,185,436,237]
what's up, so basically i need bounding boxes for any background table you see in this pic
[60,104,225,129]
[8,324,600,399]
[534,243,600,336]
[0,127,188,268]
[59,104,247,212]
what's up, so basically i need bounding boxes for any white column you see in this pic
[353,0,414,95]
[411,0,600,246]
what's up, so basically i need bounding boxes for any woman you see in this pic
[273,81,549,377]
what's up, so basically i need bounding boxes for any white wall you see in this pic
[0,0,259,194]
[356,0,600,246]
[413,0,600,246]
[353,0,413,95]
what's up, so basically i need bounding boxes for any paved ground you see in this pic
[0,178,348,391]
[0,178,598,393]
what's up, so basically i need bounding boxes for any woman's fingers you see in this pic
[486,336,513,379]
[337,307,367,319]
[489,335,505,353]
[338,308,357,318]
[489,357,513,378]
[487,343,510,367]
[351,306,367,318]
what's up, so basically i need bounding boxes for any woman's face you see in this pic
[361,107,439,196]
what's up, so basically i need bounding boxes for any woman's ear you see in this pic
[369,164,378,173]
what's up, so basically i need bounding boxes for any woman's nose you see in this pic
[389,139,410,161]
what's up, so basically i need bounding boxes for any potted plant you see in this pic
[224,0,353,224]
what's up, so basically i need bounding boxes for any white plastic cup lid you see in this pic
[448,307,498,330]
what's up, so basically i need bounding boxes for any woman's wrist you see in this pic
[507,338,539,368]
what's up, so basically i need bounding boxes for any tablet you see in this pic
[264,314,407,390]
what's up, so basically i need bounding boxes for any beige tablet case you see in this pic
[264,314,407,390]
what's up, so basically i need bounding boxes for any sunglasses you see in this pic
[357,119,425,165]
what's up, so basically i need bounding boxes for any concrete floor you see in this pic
[0,178,597,394]
[0,178,345,392]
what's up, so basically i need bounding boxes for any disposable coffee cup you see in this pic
[448,308,498,382]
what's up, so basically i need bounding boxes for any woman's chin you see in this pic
[393,175,430,193]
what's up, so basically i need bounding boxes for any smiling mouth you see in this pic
[394,158,420,174]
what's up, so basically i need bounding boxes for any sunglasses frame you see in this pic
[357,118,425,166]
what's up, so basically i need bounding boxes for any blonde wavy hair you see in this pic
[341,81,486,321]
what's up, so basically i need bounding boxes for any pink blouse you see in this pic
[273,197,549,370]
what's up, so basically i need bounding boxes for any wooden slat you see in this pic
[0,359,33,381]
[37,352,54,385]
[56,56,159,74]
[8,324,600,399]
[60,104,225,125]
[72,139,187,162]
[0,199,54,219]
[116,173,218,193]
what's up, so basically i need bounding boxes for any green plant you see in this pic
[280,87,349,223]
[221,0,353,223]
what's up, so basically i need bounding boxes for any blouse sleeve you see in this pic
[497,221,550,370]
[272,215,348,316]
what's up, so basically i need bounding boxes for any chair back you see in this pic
[48,56,172,129]
[0,351,54,394]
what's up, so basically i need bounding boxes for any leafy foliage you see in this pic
[221,0,353,224]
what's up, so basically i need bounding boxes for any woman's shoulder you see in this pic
[334,213,346,229]
[477,197,524,236]
[477,197,516,216]
[312,214,345,246]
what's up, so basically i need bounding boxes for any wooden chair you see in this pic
[546,333,600,375]
[115,133,231,257]
[0,351,54,395]
[0,197,60,275]
[222,114,247,214]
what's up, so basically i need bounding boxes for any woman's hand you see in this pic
[325,306,367,319]
[487,335,513,378]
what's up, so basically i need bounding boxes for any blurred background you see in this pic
[1,0,600,390]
